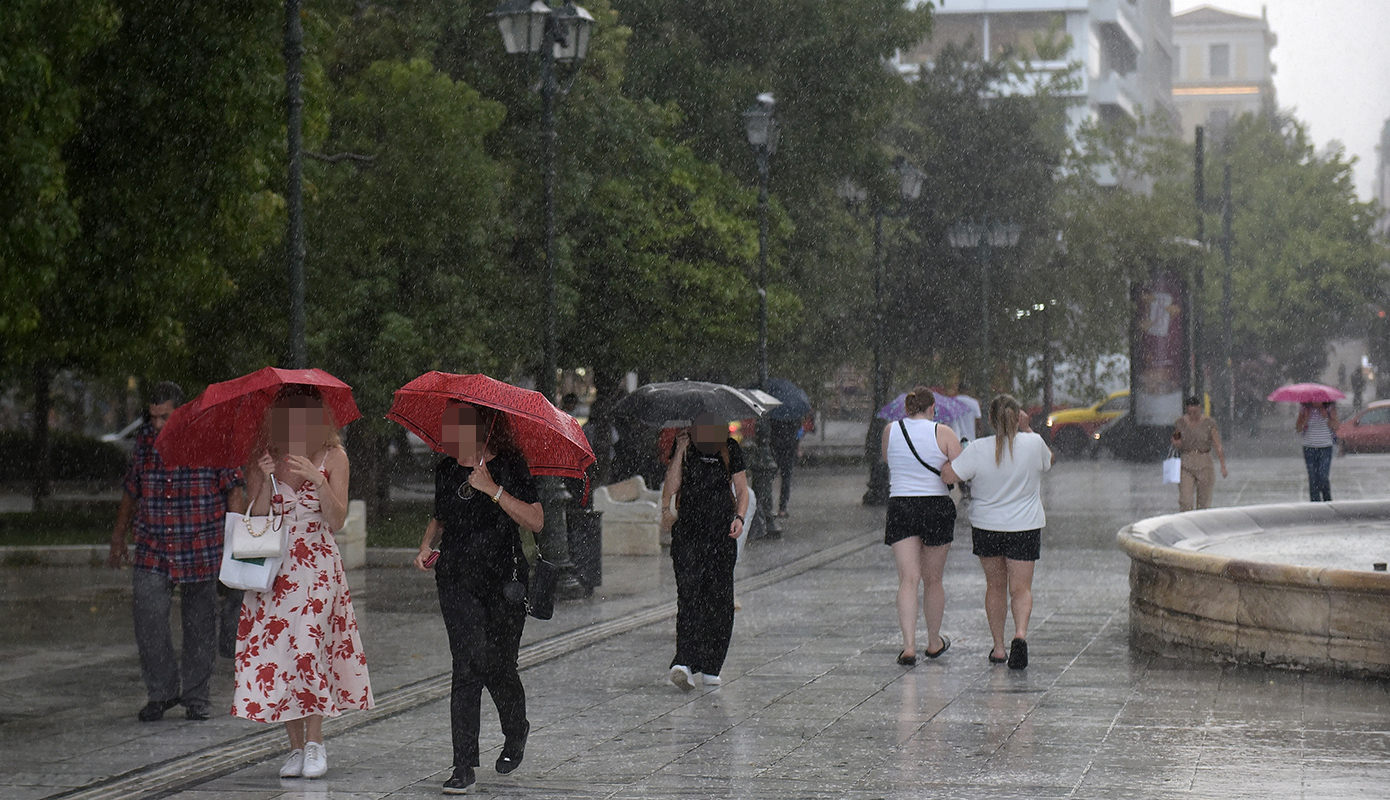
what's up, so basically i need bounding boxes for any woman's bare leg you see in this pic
[1006,559,1035,641]
[919,543,951,653]
[285,718,307,750]
[979,556,1009,658]
[891,538,924,656]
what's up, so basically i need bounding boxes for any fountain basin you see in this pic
[1117,500,1390,676]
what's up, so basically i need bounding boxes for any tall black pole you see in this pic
[1193,126,1206,399]
[863,208,889,505]
[285,0,306,369]
[534,19,583,597]
[1220,164,1234,440]
[978,229,992,411]
[751,150,780,537]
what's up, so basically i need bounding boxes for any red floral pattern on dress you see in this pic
[230,467,374,722]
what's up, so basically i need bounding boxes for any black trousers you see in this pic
[437,574,528,768]
[670,522,738,677]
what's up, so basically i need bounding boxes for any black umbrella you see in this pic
[615,381,781,428]
[764,378,812,420]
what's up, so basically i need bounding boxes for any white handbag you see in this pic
[1162,453,1182,485]
[226,474,286,559]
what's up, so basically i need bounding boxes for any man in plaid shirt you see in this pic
[107,382,245,721]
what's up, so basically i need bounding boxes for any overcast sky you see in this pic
[1174,1,1390,201]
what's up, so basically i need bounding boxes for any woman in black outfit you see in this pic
[414,402,544,795]
[659,413,750,690]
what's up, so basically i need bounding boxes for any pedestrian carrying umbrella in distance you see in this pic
[1267,383,1347,404]
[765,378,812,421]
[154,367,362,469]
[614,381,781,428]
[876,391,971,424]
[386,372,594,478]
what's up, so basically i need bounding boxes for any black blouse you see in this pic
[677,437,746,525]
[433,452,538,584]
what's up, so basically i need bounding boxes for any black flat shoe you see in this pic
[988,652,1008,664]
[924,635,951,659]
[1008,637,1028,670]
[495,721,529,774]
[442,766,476,794]
[896,650,917,666]
[184,705,211,721]
[138,697,181,722]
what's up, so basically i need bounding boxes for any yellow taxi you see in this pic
[1046,390,1129,456]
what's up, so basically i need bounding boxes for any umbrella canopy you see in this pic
[876,391,972,424]
[1267,383,1346,404]
[386,372,594,479]
[155,367,361,469]
[764,378,812,421]
[614,381,781,428]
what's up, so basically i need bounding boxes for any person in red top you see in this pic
[107,382,245,722]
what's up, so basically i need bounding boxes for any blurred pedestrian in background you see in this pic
[943,395,1053,670]
[769,416,802,518]
[660,413,749,690]
[414,402,542,795]
[232,386,372,780]
[107,381,245,722]
[881,386,961,666]
[1172,396,1227,511]
[1296,401,1338,502]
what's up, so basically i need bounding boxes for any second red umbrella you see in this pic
[386,372,594,478]
[155,367,362,469]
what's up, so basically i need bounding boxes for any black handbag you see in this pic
[526,558,559,620]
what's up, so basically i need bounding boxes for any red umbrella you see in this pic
[155,367,361,468]
[1267,383,1346,404]
[386,372,594,479]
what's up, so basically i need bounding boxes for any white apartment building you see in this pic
[1171,5,1276,141]
[1378,118,1390,235]
[899,0,1179,138]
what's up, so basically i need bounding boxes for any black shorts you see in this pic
[971,527,1041,561]
[884,495,956,547]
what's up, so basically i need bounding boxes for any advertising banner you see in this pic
[1133,272,1186,426]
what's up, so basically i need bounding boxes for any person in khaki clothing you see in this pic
[1172,396,1227,510]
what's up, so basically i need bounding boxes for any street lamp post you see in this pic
[743,94,781,538]
[947,219,1020,415]
[492,0,595,598]
[285,0,306,369]
[840,158,925,506]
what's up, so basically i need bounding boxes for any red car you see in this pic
[1336,401,1390,454]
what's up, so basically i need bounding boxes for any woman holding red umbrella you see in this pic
[229,385,374,779]
[414,402,543,795]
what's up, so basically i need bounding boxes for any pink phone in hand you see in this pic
[423,549,440,569]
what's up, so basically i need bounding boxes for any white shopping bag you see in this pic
[218,523,286,592]
[1162,456,1182,485]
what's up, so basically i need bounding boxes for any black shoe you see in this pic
[496,721,529,774]
[1008,637,1028,670]
[442,766,475,795]
[138,697,181,722]
[896,650,917,666]
[924,635,951,659]
[184,705,211,721]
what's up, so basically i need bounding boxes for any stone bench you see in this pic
[594,476,662,556]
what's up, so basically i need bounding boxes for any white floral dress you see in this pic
[231,464,373,722]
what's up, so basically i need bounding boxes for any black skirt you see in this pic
[884,495,956,547]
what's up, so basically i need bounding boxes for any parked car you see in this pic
[1046,391,1129,456]
[1337,401,1390,454]
[1092,411,1174,462]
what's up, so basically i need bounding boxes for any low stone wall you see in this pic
[1117,500,1390,676]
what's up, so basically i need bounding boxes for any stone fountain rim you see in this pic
[1116,498,1390,595]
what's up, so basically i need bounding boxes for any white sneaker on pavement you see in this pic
[302,741,327,779]
[700,674,722,685]
[279,749,304,778]
[669,664,694,691]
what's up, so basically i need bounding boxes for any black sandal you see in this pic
[1008,638,1028,670]
[896,650,917,666]
[988,652,1008,664]
[924,635,951,659]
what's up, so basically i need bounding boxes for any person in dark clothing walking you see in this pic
[768,417,802,517]
[659,413,750,690]
[415,402,544,795]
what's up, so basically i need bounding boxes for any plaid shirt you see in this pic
[124,424,244,583]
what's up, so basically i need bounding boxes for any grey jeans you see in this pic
[132,570,218,708]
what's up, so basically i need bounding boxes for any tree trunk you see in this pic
[588,367,624,488]
[347,426,391,524]
[31,362,53,511]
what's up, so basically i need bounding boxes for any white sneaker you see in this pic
[669,664,694,691]
[302,741,327,779]
[700,674,722,686]
[279,749,304,778]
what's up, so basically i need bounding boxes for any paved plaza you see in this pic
[3,435,1390,799]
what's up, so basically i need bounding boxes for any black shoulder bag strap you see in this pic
[898,419,943,477]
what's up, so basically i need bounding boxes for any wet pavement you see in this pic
[3,437,1390,799]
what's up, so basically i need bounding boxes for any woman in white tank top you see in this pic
[879,386,963,666]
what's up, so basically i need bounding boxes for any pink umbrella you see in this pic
[1266,383,1346,404]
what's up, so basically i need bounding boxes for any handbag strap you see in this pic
[898,420,943,477]
[245,473,284,529]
